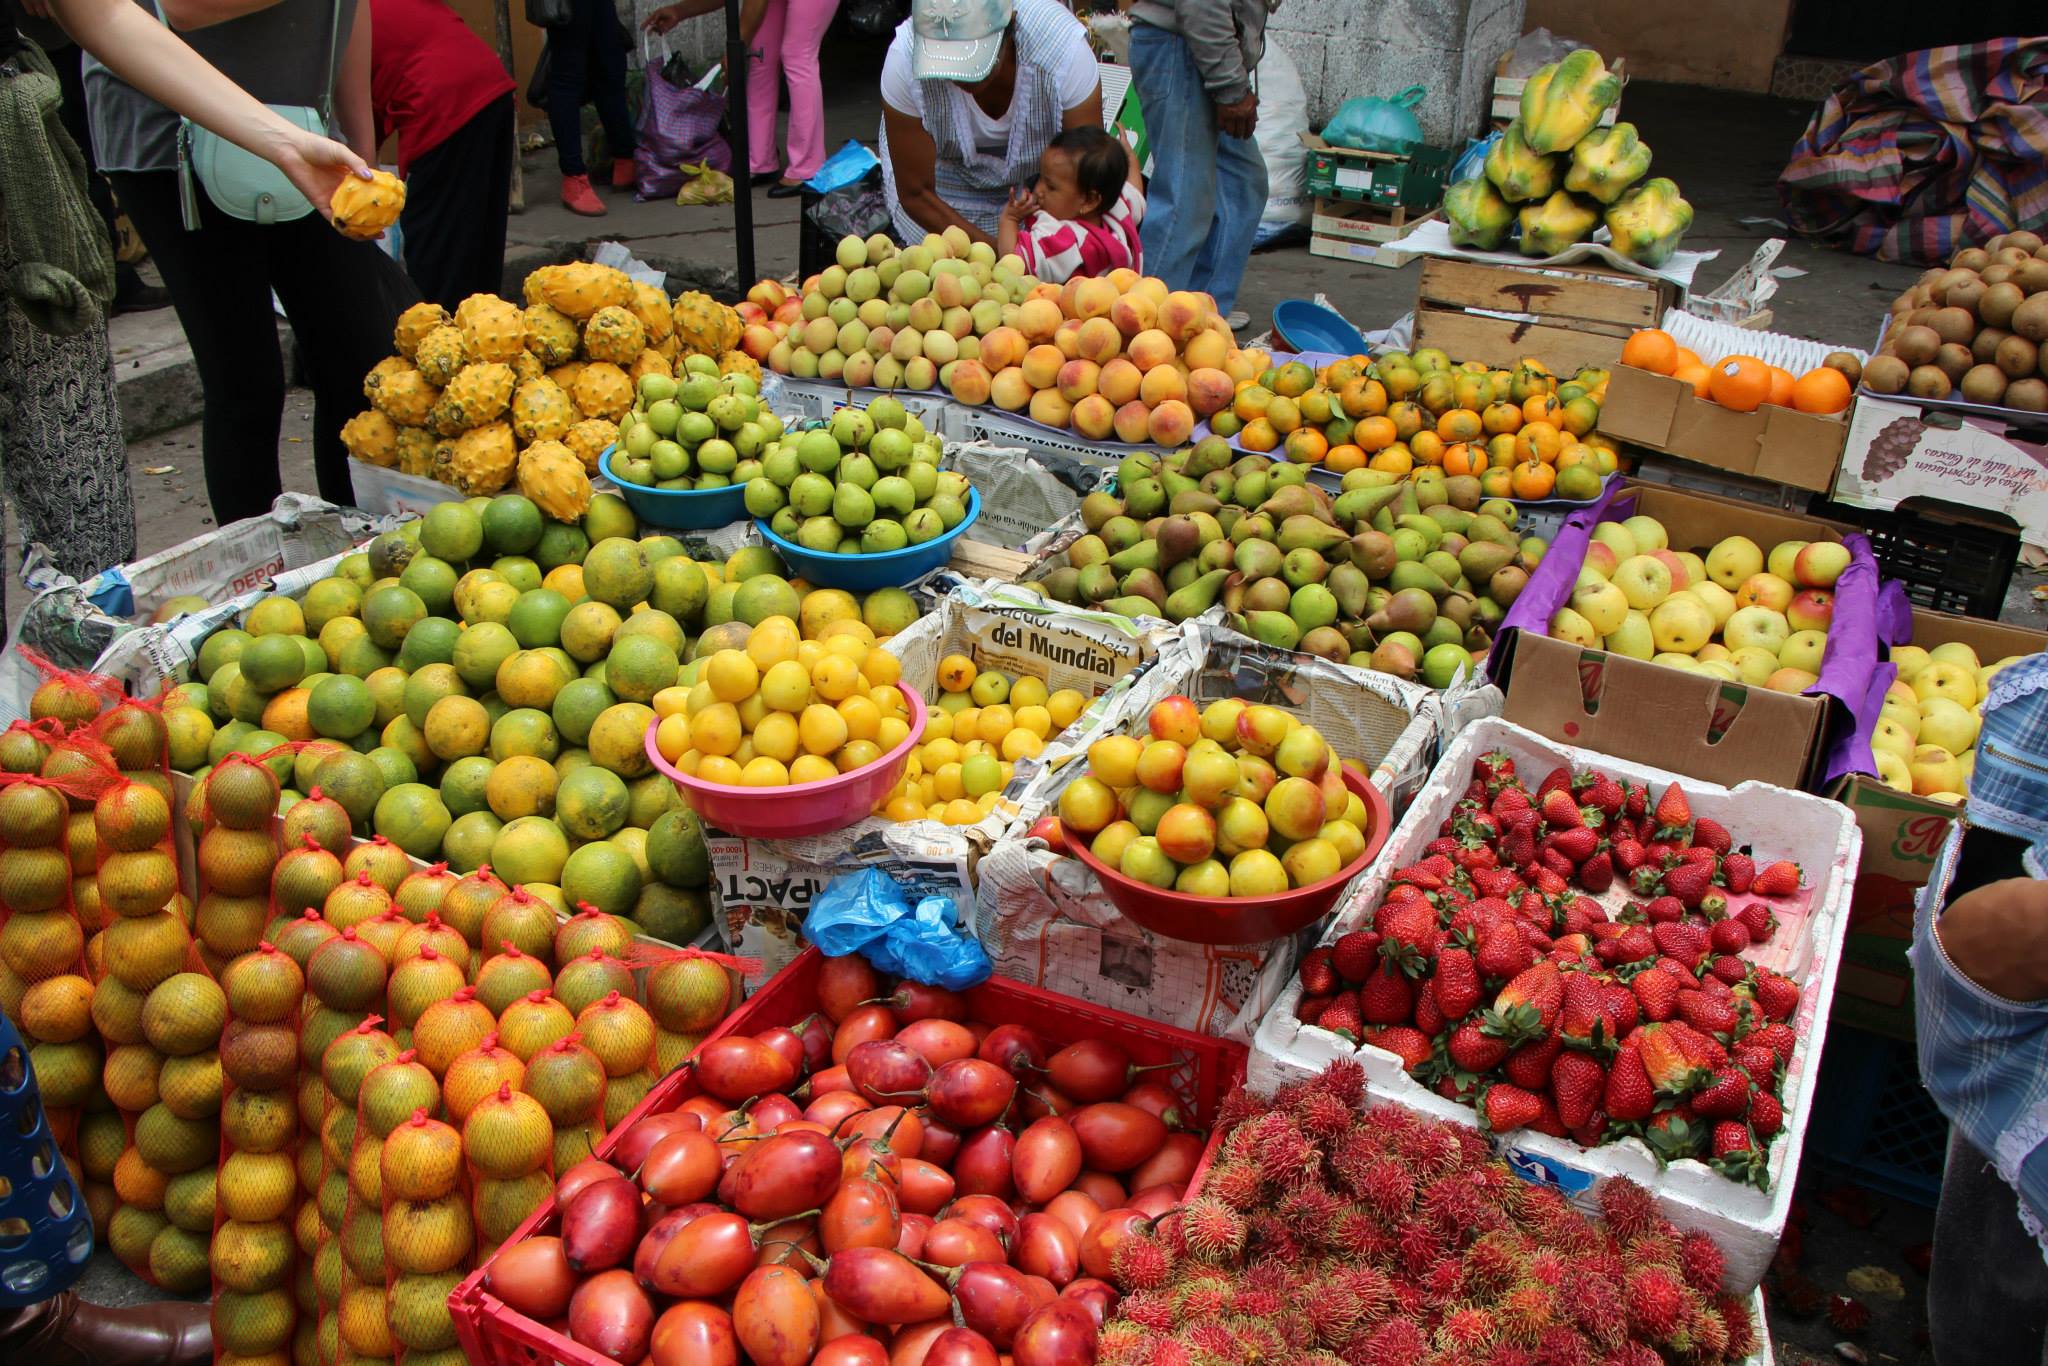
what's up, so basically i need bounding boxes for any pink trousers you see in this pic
[747,0,839,180]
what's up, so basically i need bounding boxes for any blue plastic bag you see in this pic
[805,867,992,991]
[806,140,882,195]
[1321,86,1426,153]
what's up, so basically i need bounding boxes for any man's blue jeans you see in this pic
[1129,22,1268,316]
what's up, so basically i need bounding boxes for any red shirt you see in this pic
[371,0,517,175]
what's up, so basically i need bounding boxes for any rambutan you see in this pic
[1599,1345,1662,1366]
[1398,1123,1467,1177]
[1115,1290,1175,1331]
[1283,1181,1347,1242]
[1109,1233,1175,1292]
[1421,1174,1486,1236]
[1180,1196,1247,1262]
[1355,1316,1431,1366]
[1422,1256,1465,1305]
[1595,1178,1657,1244]
[1486,1345,1537,1366]
[1437,1306,1500,1353]
[1253,1115,1322,1186]
[1315,1057,1367,1106]
[1826,1293,1869,1334]
[1229,1286,1284,1320]
[1361,1102,1422,1139]
[1334,1264,1397,1324]
[1229,1316,1290,1357]
[1716,1293,1759,1358]
[1216,1084,1269,1133]
[1497,1282,1557,1343]
[1688,1299,1730,1358]
[1246,1211,1303,1264]
[1677,1229,1726,1293]
[1623,1266,1691,1342]
[1461,1230,1524,1295]
[1531,1325,1593,1366]
[1523,1249,1569,1288]
[1302,1277,1366,1346]
[1396,1217,1442,1276]
[1094,1322,1149,1366]
[1291,1084,1356,1139]
[1142,1340,1191,1366]
[1173,1276,1231,1319]
[1568,1274,1628,1350]
[1346,1154,1418,1219]
[1331,1205,1394,1260]
[1204,1159,1264,1210]
[1181,1320,1242,1359]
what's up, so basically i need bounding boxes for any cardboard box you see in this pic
[1598,364,1848,492]
[1826,606,2048,1037]
[1411,256,1676,374]
[1834,393,2048,550]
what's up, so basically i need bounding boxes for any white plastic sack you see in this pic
[1255,44,1311,237]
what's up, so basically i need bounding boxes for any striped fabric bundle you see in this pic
[1778,37,2048,264]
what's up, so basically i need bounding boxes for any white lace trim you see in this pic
[1985,657,2048,714]
[1994,1099,2048,1258]
[1968,796,2048,844]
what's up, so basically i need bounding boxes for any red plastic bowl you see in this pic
[1062,767,1392,945]
[642,682,926,839]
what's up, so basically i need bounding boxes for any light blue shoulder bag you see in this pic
[160,0,340,229]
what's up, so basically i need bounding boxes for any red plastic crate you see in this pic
[450,947,1249,1366]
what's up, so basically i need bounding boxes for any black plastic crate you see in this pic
[1823,500,2021,621]
[1806,1025,1947,1206]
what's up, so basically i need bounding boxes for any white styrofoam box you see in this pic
[1658,308,1868,374]
[348,463,469,517]
[951,404,1173,472]
[1249,715,1861,1293]
[770,375,960,435]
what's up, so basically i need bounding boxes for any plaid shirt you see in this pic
[1911,651,2048,1257]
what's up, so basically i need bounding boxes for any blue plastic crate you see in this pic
[1805,1024,1948,1206]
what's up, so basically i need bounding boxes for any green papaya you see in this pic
[1563,122,1652,204]
[1519,49,1623,154]
[1443,177,1514,251]
[1483,123,1561,204]
[1604,178,1694,267]
[1517,191,1601,257]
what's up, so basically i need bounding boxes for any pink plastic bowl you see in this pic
[1062,767,1392,945]
[642,682,927,839]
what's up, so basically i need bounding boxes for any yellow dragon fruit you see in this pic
[511,378,575,445]
[523,304,583,366]
[570,363,633,421]
[631,283,675,343]
[395,427,437,476]
[718,352,762,385]
[629,350,673,386]
[563,419,619,474]
[517,441,594,521]
[582,306,647,366]
[340,410,399,467]
[457,295,527,363]
[437,362,515,430]
[393,304,449,361]
[672,291,742,356]
[414,326,472,387]
[523,266,556,307]
[547,362,587,394]
[330,170,405,239]
[440,422,518,495]
[511,351,543,384]
[655,335,681,363]
[364,355,409,402]
[370,368,440,427]
[543,263,632,320]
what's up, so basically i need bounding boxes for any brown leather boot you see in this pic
[0,1291,211,1366]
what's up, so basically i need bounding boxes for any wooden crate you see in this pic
[947,536,1035,584]
[1411,256,1676,372]
[1308,201,1436,268]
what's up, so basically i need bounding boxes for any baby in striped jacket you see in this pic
[998,126,1145,284]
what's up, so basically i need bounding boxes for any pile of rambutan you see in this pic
[1098,1061,1761,1366]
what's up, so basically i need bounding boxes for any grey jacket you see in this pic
[1128,0,1275,106]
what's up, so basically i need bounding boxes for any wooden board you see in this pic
[1417,256,1667,330]
[1411,307,1625,374]
[948,537,1035,584]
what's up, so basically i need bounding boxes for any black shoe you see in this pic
[749,171,782,187]
[113,284,173,315]
[767,180,803,199]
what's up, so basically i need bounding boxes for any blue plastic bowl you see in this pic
[598,447,750,531]
[1272,300,1368,357]
[755,488,980,590]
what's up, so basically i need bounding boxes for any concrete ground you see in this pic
[24,69,1994,1366]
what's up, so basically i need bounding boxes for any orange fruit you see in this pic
[1510,460,1556,499]
[1387,402,1425,441]
[1237,418,1277,452]
[1408,430,1444,466]
[1673,346,1702,370]
[1707,356,1772,413]
[1620,329,1678,375]
[1353,415,1397,452]
[1367,446,1413,475]
[1765,366,1795,408]
[1791,366,1852,415]
[1479,466,1514,498]
[1442,443,1485,478]
[1323,444,1365,473]
[1672,363,1712,399]
[1283,429,1327,465]
[1436,408,1483,443]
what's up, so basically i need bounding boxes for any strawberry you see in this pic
[1720,852,1756,895]
[1539,847,1577,882]
[1298,991,1333,1022]
[1557,895,1603,938]
[1653,783,1694,838]
[1540,789,1584,829]
[1602,984,1640,1038]
[1425,836,1462,861]
[1577,850,1614,893]
[1644,1108,1705,1161]
[1710,954,1752,986]
[1548,827,1600,865]
[1611,838,1648,874]
[1331,929,1378,984]
[1603,1040,1655,1121]
[1734,1042,1778,1079]
[1708,919,1752,955]
[1475,921,1532,981]
[1363,1025,1432,1071]
[1501,824,1537,870]
[1737,902,1777,943]
[1557,971,1610,1052]
[1375,897,1439,971]
[1681,844,1721,867]
[1529,865,1571,897]
[1748,1089,1784,1138]
[1433,946,1483,1020]
[1754,1022,1796,1064]
[1470,867,1523,901]
[1632,969,1682,1022]
[1580,773,1625,818]
[1661,860,1715,910]
[1475,750,1520,788]
[1361,964,1415,1026]
[1692,1068,1754,1118]
[1480,1082,1546,1134]
[1637,1023,1710,1094]
[1412,979,1446,1036]
[1316,993,1364,1040]
[1690,817,1732,856]
[1299,947,1337,995]
[1711,1121,1754,1159]
[1751,861,1802,897]
[1504,1031,1563,1090]
[1624,782,1647,819]
[1643,895,1685,924]
[1448,1019,1510,1073]
[1595,925,1656,966]
[1491,788,1533,824]
[1533,765,1572,799]
[1752,971,1800,1022]
[1650,921,1709,969]
[1485,962,1564,1045]
[1551,1050,1605,1131]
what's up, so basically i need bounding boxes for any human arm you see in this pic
[736,0,768,43]
[881,102,992,245]
[47,0,373,209]
[1165,0,1251,106]
[996,187,1036,263]
[333,0,375,160]
[641,0,719,33]
[154,0,279,33]
[1934,876,2048,1002]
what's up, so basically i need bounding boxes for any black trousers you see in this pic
[401,93,514,311]
[545,0,635,177]
[112,169,421,524]
[49,43,143,299]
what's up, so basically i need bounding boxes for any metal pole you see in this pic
[491,0,525,212]
[726,0,754,288]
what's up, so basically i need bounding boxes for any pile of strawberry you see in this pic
[1294,751,1807,1187]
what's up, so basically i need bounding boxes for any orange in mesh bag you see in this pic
[436,863,510,950]
[474,941,553,1016]
[18,646,123,730]
[344,834,418,894]
[274,832,347,923]
[193,750,286,978]
[480,884,558,966]
[381,1108,471,1359]
[463,1080,553,1257]
[524,1030,610,1174]
[412,985,496,1079]
[394,860,460,924]
[279,784,353,854]
[636,942,754,1073]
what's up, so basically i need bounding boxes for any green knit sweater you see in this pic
[0,34,115,335]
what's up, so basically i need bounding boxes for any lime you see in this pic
[399,557,459,618]
[397,617,461,672]
[551,679,615,747]
[439,756,497,817]
[307,676,376,741]
[483,495,544,555]
[451,621,519,692]
[506,590,574,649]
[239,635,307,694]
[420,502,485,563]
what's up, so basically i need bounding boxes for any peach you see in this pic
[773,297,803,327]
[1119,838,1177,889]
[1264,776,1326,843]
[1215,797,1269,857]
[1015,297,1063,343]
[1234,755,1278,804]
[1106,268,1140,293]
[746,278,787,310]
[904,357,936,390]
[990,366,1034,412]
[1099,358,1143,406]
[868,325,896,355]
[740,324,778,360]
[1057,359,1102,403]
[979,325,1028,373]
[1052,317,1084,360]
[1182,328,1229,372]
[922,329,960,366]
[1071,394,1116,440]
[1109,292,1157,339]
[1235,704,1292,757]
[767,338,793,373]
[842,350,875,387]
[1021,344,1065,390]
[1187,367,1235,417]
[1147,401,1194,446]
[1135,739,1186,793]
[1058,276,1086,321]
[1159,291,1210,344]
[1071,277,1119,322]
[1273,725,1330,780]
[931,272,969,311]
[941,306,974,339]
[1076,317,1124,365]
[802,317,839,354]
[1128,329,1177,372]
[1027,282,1062,303]
[945,358,992,406]
[1058,775,1119,834]
[1154,803,1217,865]
[907,297,943,333]
[1028,388,1073,429]
[1282,839,1343,889]
[1221,348,1259,384]
[817,348,845,380]
[1181,747,1241,808]
[1112,401,1153,444]
[1135,276,1169,307]
[1139,365,1187,406]
[1148,695,1201,746]
[736,300,767,325]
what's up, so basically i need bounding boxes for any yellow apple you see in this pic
[1779,629,1828,675]
[1874,747,1913,793]
[1918,697,1981,756]
[1889,645,1931,680]
[1913,662,1978,708]
[1880,700,1921,739]
[1623,515,1669,552]
[1653,651,1700,672]
[1571,581,1630,637]
[1767,540,1807,581]
[1928,641,1982,673]
[1688,581,1738,631]
[1549,606,1599,647]
[1650,595,1715,654]
[1735,573,1795,613]
[1605,610,1656,660]
[1697,660,1741,683]
[1724,606,1791,656]
[1697,642,1733,664]
[1730,646,1781,686]
[1613,556,1674,612]
[1706,535,1765,591]
[1885,679,1919,707]
[1590,523,1638,563]
[1910,743,1964,797]
[1870,717,1916,765]
[1766,667,1818,694]
[1676,551,1708,590]
[1792,541,1851,589]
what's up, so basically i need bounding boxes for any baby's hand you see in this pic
[1001,187,1039,222]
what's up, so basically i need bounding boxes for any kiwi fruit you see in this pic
[2014,260,2048,295]
[1955,247,1992,271]
[1931,306,1978,345]
[1824,351,1863,387]
[1895,325,1942,366]
[1908,303,1938,325]
[1943,276,1986,315]
[1998,247,2034,268]
[2006,378,2048,412]
[1960,364,2008,405]
[1996,334,2039,380]
[2010,230,2045,254]
[1984,264,2016,287]
[1981,282,2025,329]
[2014,293,2048,343]
[1907,364,1953,399]
[1972,326,2012,364]
[1863,354,1910,394]
[1934,343,1973,383]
